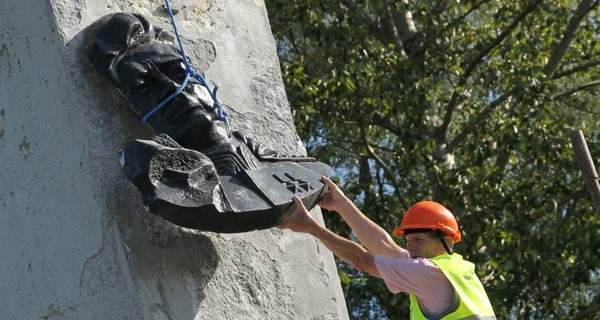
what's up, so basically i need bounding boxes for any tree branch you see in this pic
[552,59,600,79]
[340,0,410,57]
[543,0,599,77]
[315,133,363,154]
[287,28,301,57]
[552,80,600,100]
[422,153,446,202]
[573,293,600,320]
[389,1,421,57]
[379,3,405,53]
[360,126,408,210]
[445,92,511,154]
[365,117,404,136]
[438,0,543,143]
[568,103,600,115]
[445,0,493,31]
[339,0,356,10]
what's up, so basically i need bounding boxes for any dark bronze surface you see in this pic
[84,12,330,232]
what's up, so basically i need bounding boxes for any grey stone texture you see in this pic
[0,0,349,319]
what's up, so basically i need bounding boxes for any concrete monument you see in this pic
[1,1,348,318]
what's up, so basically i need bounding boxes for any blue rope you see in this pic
[142,0,231,137]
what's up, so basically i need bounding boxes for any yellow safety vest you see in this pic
[409,254,496,320]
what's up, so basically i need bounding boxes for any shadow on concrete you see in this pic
[70,26,220,319]
[109,147,220,320]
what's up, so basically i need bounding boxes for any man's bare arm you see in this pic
[319,177,405,258]
[280,196,381,277]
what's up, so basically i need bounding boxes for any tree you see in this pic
[266,0,600,319]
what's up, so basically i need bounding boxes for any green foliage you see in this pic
[266,0,600,319]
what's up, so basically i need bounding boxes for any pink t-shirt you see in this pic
[374,251,454,316]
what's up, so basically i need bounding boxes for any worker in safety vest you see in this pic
[280,176,496,320]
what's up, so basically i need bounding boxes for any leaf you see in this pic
[266,0,600,318]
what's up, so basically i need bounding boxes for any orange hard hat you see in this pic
[392,201,461,243]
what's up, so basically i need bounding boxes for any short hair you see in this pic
[404,228,453,240]
[403,228,435,236]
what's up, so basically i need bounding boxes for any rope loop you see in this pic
[142,0,231,137]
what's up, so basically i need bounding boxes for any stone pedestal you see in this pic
[0,1,349,319]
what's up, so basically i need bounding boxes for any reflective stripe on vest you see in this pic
[409,254,496,320]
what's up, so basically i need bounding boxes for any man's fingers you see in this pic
[293,195,309,212]
[321,176,341,194]
[321,176,334,187]
[292,195,302,205]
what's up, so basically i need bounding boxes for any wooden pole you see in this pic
[570,130,600,212]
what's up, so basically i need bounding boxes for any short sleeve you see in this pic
[374,255,454,316]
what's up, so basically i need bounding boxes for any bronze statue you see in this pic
[84,12,330,233]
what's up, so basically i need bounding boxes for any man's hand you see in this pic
[279,196,321,233]
[281,193,382,278]
[318,176,347,212]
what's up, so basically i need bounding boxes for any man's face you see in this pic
[111,42,224,149]
[405,232,443,259]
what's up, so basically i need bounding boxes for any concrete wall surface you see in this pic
[0,0,349,319]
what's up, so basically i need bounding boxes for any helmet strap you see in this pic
[440,238,453,255]
[434,230,453,254]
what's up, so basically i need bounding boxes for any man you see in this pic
[281,176,496,319]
